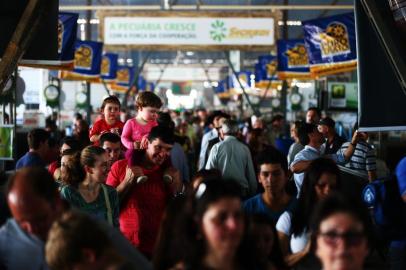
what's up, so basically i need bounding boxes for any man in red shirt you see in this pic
[106,126,180,258]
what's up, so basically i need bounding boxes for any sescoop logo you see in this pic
[319,22,351,58]
[210,20,227,42]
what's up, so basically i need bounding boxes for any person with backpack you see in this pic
[392,157,406,270]
[363,156,406,270]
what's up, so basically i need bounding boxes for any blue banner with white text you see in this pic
[302,12,357,77]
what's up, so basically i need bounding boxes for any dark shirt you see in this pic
[15,152,46,170]
[204,137,220,168]
[324,134,346,155]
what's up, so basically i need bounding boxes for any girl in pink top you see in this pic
[121,92,162,150]
[122,92,172,184]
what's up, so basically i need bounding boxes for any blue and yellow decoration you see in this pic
[137,76,147,92]
[60,40,103,82]
[303,13,357,77]
[255,55,280,90]
[277,39,311,80]
[215,79,230,98]
[145,82,155,92]
[255,55,278,82]
[111,65,134,93]
[100,53,118,83]
[57,12,78,69]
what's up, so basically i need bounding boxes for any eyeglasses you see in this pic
[318,230,365,247]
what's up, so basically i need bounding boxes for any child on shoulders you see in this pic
[89,96,124,145]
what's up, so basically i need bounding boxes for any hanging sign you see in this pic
[100,53,118,82]
[111,65,134,93]
[145,82,155,92]
[255,55,278,82]
[138,76,147,92]
[215,79,231,98]
[56,12,78,69]
[277,39,311,80]
[303,12,357,77]
[60,40,103,82]
[98,11,279,51]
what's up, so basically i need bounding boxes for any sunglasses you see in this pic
[318,230,365,247]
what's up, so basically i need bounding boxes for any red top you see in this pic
[106,159,171,256]
[89,118,124,144]
[48,160,59,175]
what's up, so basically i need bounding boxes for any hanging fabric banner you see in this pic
[111,65,134,93]
[138,76,147,92]
[100,53,118,82]
[255,55,279,89]
[216,79,231,98]
[255,55,278,82]
[145,82,155,92]
[277,39,311,80]
[60,40,103,82]
[302,12,357,77]
[57,12,78,69]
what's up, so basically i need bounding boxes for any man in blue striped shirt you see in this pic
[337,131,377,182]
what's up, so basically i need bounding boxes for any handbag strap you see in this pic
[101,184,113,226]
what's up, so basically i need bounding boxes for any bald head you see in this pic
[7,167,62,241]
[7,167,58,204]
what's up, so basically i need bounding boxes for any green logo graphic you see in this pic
[210,20,227,42]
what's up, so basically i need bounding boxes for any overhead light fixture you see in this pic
[186,51,194,56]
[278,20,302,26]
[204,59,214,64]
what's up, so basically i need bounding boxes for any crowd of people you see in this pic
[0,92,405,270]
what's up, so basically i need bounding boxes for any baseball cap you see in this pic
[319,117,335,128]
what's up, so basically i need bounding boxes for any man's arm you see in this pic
[89,134,101,143]
[342,131,363,161]
[245,151,257,196]
[205,144,218,170]
[290,160,312,173]
[115,166,141,202]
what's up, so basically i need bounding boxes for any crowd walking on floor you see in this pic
[0,93,405,270]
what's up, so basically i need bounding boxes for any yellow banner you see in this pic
[310,60,357,78]
[59,70,100,83]
[277,72,314,80]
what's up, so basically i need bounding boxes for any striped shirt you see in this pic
[338,141,376,173]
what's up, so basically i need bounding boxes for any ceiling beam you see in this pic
[59,4,354,11]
